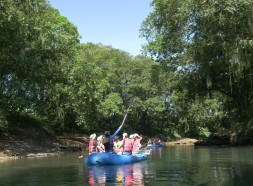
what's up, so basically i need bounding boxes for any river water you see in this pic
[0,146,253,185]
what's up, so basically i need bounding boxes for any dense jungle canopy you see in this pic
[1,0,253,138]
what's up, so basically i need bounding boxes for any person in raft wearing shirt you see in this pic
[103,123,123,153]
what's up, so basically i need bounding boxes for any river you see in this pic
[0,146,253,185]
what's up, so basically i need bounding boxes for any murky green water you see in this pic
[0,146,253,185]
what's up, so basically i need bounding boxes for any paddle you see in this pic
[120,99,134,128]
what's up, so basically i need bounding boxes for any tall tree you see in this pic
[141,0,253,131]
[0,0,79,125]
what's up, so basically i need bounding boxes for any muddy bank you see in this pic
[165,138,198,146]
[0,134,88,162]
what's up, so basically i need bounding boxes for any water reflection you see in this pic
[142,146,253,185]
[86,162,145,185]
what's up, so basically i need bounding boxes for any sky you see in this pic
[49,0,153,56]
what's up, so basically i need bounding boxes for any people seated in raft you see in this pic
[88,133,97,155]
[132,133,142,151]
[122,133,134,155]
[113,136,123,154]
[102,123,123,153]
[97,135,105,152]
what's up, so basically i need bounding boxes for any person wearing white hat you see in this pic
[122,132,133,155]
[96,135,105,152]
[129,134,135,144]
[133,133,142,151]
[123,133,128,139]
[88,133,97,154]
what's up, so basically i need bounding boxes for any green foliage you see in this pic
[1,0,171,136]
[0,0,79,132]
[5,0,253,138]
[62,43,165,134]
[141,0,253,135]
[98,93,124,118]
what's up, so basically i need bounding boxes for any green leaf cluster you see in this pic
[141,0,253,136]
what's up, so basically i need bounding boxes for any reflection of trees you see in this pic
[143,147,253,185]
[173,147,249,185]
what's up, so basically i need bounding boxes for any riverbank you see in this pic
[0,133,88,162]
[0,131,192,161]
[165,138,198,146]
[1,127,253,161]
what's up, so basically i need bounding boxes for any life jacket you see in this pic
[123,138,133,152]
[89,140,97,153]
[130,138,134,143]
[103,136,112,151]
[132,139,140,151]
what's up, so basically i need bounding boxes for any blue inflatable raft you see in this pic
[85,152,148,165]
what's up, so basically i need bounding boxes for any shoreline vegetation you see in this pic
[1,128,253,162]
[1,119,253,162]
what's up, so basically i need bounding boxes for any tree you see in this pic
[0,0,79,129]
[141,0,253,133]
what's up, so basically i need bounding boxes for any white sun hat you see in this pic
[123,133,128,138]
[90,133,96,140]
[97,135,103,141]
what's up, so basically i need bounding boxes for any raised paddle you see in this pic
[120,99,135,127]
